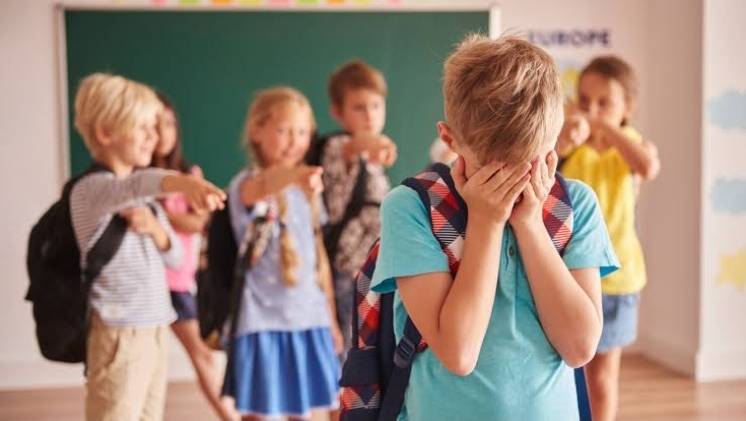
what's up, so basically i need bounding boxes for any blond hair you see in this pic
[328,60,388,108]
[443,34,564,164]
[243,87,328,289]
[73,73,161,156]
[244,87,316,167]
[267,192,328,292]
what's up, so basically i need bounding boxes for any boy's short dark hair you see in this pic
[328,60,388,108]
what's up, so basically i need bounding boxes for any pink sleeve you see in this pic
[162,166,202,214]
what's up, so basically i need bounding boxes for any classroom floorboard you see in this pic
[1,353,744,420]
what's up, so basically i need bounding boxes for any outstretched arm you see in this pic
[239,165,323,207]
[598,122,660,180]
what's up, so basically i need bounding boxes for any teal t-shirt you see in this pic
[371,179,619,421]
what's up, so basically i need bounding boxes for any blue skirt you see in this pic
[222,328,340,418]
[598,293,640,353]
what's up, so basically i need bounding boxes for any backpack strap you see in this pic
[72,164,134,372]
[314,132,383,264]
[545,172,574,255]
[323,156,375,264]
[219,201,275,376]
[226,200,276,341]
[354,242,382,349]
[81,214,129,371]
[402,163,466,275]
[83,217,128,285]
[378,318,422,421]
[405,163,574,255]
[377,163,464,421]
[76,162,131,286]
[84,187,159,287]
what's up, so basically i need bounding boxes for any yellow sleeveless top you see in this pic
[560,126,647,294]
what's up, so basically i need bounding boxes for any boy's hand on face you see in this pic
[163,174,227,214]
[450,156,531,228]
[295,165,324,196]
[509,150,558,229]
[119,206,161,235]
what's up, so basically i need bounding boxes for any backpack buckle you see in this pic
[394,336,416,368]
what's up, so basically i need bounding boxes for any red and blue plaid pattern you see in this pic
[341,166,574,421]
[356,244,381,349]
[409,170,465,276]
[544,178,574,253]
[340,384,381,413]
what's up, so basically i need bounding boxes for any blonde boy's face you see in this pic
[333,88,386,136]
[251,102,313,168]
[105,113,159,168]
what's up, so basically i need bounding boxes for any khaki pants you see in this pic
[85,314,169,421]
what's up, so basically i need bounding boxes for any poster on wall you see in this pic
[527,27,612,102]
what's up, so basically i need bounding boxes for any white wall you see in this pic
[698,0,746,381]
[635,0,704,377]
[0,0,80,389]
[636,0,746,382]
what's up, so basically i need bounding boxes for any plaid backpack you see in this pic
[339,163,591,421]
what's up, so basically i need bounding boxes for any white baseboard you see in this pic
[0,352,195,391]
[0,332,230,391]
[696,347,746,381]
[0,359,87,390]
[638,332,746,381]
[637,332,697,377]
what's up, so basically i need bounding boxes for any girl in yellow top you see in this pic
[558,56,660,421]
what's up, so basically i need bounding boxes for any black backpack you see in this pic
[306,132,378,266]
[196,197,273,350]
[25,164,128,363]
[196,204,239,348]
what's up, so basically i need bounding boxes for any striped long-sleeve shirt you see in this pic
[70,169,182,327]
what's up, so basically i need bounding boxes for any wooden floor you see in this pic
[1,354,744,420]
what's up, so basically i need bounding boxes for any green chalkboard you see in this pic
[65,10,488,187]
